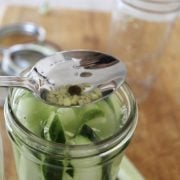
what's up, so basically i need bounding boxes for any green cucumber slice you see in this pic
[57,108,82,138]
[105,94,123,122]
[66,163,74,178]
[13,91,56,136]
[18,151,41,180]
[80,106,104,123]
[68,135,102,180]
[41,157,64,180]
[41,112,65,180]
[43,112,66,143]
[84,100,117,139]
[79,124,99,142]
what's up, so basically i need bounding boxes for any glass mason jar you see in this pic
[4,67,137,179]
[109,0,180,101]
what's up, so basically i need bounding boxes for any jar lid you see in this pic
[1,42,60,75]
[0,22,46,43]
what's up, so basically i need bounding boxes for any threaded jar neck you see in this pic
[122,0,180,13]
[116,0,180,21]
[5,83,137,159]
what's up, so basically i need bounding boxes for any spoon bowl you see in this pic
[0,50,126,107]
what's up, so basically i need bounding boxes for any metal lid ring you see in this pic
[0,22,46,42]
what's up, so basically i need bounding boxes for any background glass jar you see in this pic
[4,82,137,180]
[108,0,180,101]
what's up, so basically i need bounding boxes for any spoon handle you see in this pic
[0,76,35,92]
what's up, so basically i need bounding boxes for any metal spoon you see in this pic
[0,50,126,107]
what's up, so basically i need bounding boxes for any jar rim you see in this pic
[136,0,180,3]
[120,0,180,14]
[5,83,137,158]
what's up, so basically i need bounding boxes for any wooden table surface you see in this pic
[0,6,179,180]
